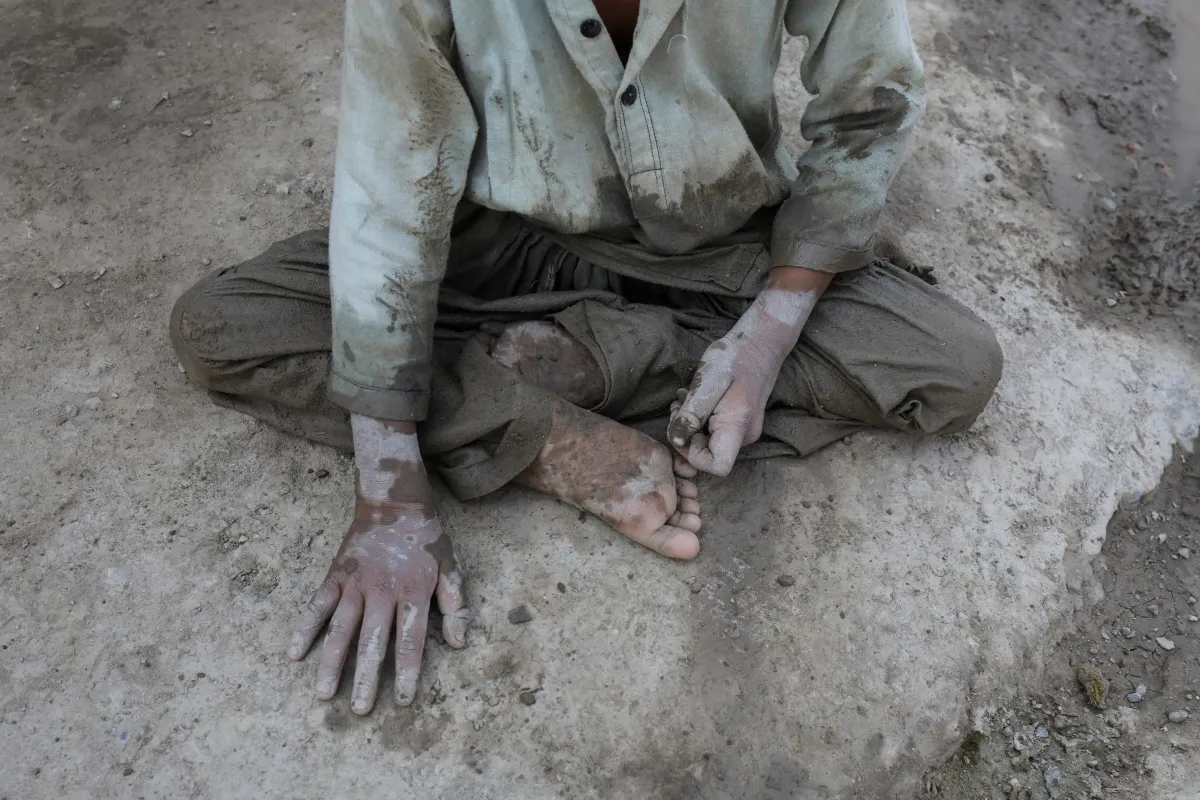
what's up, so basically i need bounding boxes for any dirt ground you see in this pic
[930,0,1200,797]
[932,443,1200,799]
[1,0,1199,798]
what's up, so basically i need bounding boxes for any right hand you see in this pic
[286,416,469,715]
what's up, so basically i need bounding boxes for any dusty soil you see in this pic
[1,0,1198,797]
[944,0,1200,337]
[933,441,1200,799]
[931,0,1200,796]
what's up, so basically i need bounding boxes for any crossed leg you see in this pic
[492,321,703,560]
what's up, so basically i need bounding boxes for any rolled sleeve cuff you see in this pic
[328,370,431,421]
[770,236,876,274]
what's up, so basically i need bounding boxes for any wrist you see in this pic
[767,265,835,294]
[350,414,434,508]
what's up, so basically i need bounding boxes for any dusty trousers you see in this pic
[170,211,1003,500]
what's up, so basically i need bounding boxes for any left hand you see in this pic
[668,321,786,476]
[669,270,831,475]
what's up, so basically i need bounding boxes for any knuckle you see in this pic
[326,620,354,639]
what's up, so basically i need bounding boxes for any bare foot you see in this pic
[490,321,605,409]
[515,395,702,559]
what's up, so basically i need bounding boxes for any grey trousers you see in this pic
[170,221,1002,499]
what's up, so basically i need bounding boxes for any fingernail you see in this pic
[396,677,417,706]
[286,642,302,660]
[316,679,336,698]
[351,698,371,715]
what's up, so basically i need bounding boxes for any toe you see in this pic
[673,512,702,533]
[676,479,698,500]
[647,525,700,559]
[672,453,698,479]
[679,497,700,516]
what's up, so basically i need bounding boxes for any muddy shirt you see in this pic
[328,0,926,421]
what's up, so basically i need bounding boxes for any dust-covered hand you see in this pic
[286,415,469,715]
[668,268,833,476]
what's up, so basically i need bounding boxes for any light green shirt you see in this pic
[329,0,925,420]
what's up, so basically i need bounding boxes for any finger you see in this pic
[705,424,742,477]
[672,452,698,479]
[315,588,364,700]
[350,598,395,715]
[679,497,700,516]
[670,359,732,447]
[685,433,717,474]
[394,601,429,706]
[287,580,341,661]
[668,406,705,450]
[436,569,470,649]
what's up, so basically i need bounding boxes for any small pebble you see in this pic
[1126,684,1146,703]
[556,582,566,593]
[518,690,537,706]
[1158,533,1168,544]
[301,137,315,147]
[1190,615,1198,623]
[276,183,290,195]
[314,468,330,479]
[1100,197,1118,212]
[1180,547,1191,559]
[1167,710,1189,724]
[507,604,533,624]
[776,574,796,587]
[1121,627,1134,639]
[1044,764,1063,798]
[1105,298,1117,307]
[156,50,165,57]
[107,97,122,111]
[1156,637,1175,651]
[984,173,996,182]
[1035,725,1048,739]
[180,128,194,138]
[47,275,65,289]
[202,257,212,266]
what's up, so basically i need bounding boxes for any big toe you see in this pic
[644,525,701,560]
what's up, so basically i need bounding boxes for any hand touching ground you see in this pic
[287,416,469,714]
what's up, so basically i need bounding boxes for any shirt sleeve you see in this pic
[328,0,478,420]
[774,0,926,273]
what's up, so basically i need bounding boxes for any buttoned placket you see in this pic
[547,0,684,218]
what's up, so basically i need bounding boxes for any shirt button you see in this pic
[580,18,603,38]
[621,85,638,106]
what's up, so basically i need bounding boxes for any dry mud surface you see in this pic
[1,0,1199,798]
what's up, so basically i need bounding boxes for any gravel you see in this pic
[507,605,533,624]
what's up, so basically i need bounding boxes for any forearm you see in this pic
[739,266,835,364]
[328,0,477,422]
[775,0,924,274]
